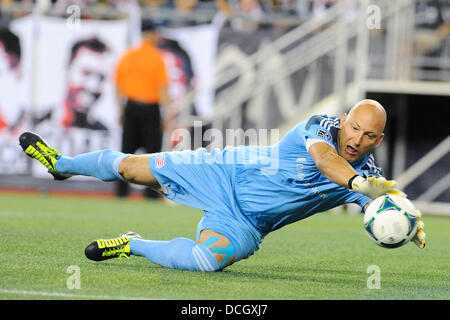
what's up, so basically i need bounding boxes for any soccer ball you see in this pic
[364,195,419,249]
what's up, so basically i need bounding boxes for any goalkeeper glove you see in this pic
[412,209,426,249]
[349,175,407,199]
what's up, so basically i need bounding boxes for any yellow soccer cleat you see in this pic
[19,132,71,180]
[84,232,142,261]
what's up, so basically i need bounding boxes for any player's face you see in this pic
[67,48,110,112]
[338,110,384,162]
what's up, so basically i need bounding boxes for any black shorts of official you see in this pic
[121,100,162,154]
[118,99,162,198]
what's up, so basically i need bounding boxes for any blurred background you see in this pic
[0,0,449,215]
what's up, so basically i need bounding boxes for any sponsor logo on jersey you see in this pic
[316,129,332,141]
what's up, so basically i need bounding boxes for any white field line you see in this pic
[0,288,159,300]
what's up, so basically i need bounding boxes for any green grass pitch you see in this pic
[0,192,449,300]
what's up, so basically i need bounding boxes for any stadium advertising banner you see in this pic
[160,22,220,119]
[0,15,221,181]
[0,16,33,175]
[0,15,128,179]
[158,22,221,151]
[30,16,128,179]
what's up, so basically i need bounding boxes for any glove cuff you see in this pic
[348,174,361,190]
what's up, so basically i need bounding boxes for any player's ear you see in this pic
[375,133,384,147]
[339,113,347,127]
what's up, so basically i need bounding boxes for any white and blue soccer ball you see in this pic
[364,195,419,249]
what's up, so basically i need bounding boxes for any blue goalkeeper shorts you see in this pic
[148,148,262,263]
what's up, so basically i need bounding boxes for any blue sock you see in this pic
[55,149,130,182]
[129,238,221,272]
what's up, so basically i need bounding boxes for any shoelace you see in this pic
[36,141,60,158]
[102,238,130,258]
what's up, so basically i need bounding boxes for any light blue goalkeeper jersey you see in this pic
[150,114,384,244]
[233,114,383,236]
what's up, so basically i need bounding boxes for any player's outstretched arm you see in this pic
[308,142,405,199]
[308,141,363,188]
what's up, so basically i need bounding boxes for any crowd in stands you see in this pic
[1,0,449,34]
[1,0,314,16]
[0,0,328,26]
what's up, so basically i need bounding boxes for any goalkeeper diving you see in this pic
[19,99,426,272]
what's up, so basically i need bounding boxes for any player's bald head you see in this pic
[346,99,387,134]
[337,99,387,162]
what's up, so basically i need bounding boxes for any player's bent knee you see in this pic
[118,156,138,182]
[118,155,159,188]
[119,155,150,183]
[198,230,237,270]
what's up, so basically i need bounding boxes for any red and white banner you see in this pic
[0,14,220,180]
[0,15,128,178]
